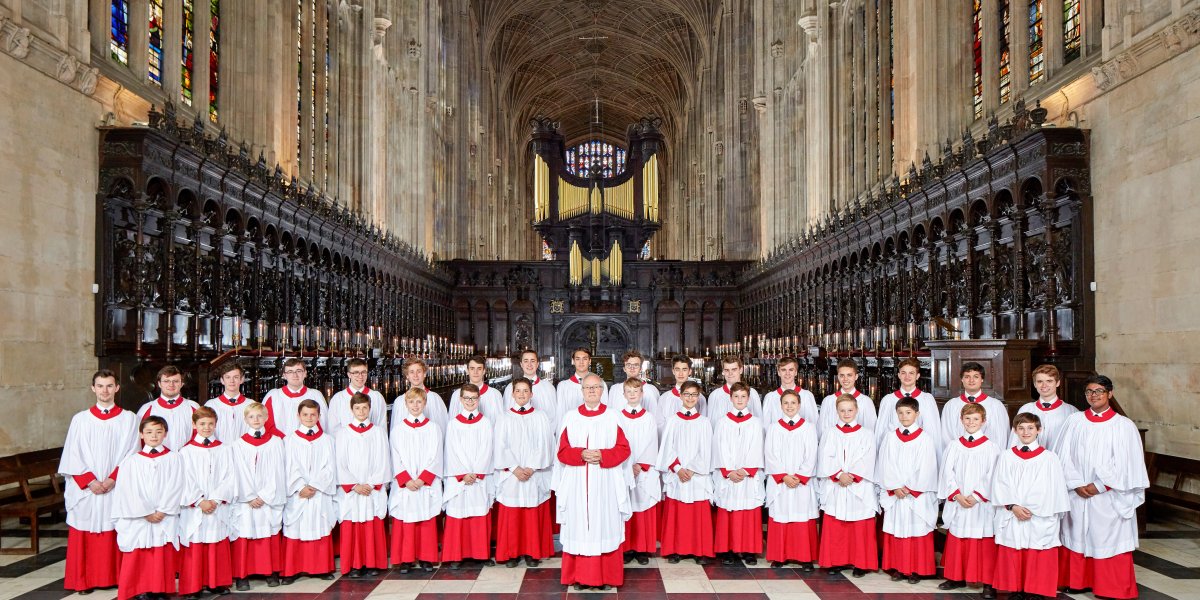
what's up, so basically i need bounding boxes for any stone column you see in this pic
[1011,0,1030,99]
[1044,0,1065,76]
[192,0,209,123]
[800,7,829,225]
[129,0,150,82]
[162,0,182,103]
[981,0,1000,115]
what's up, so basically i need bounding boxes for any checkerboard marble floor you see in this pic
[3,519,1198,600]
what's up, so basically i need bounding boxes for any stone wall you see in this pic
[0,51,105,455]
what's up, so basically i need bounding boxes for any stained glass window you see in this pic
[640,242,651,260]
[998,0,1012,104]
[297,0,303,158]
[208,0,220,122]
[1063,0,1081,64]
[564,140,626,178]
[542,240,554,261]
[972,0,983,120]
[1029,0,1045,83]
[181,0,194,105]
[148,0,163,85]
[110,0,129,65]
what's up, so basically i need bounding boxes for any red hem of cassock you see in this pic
[714,508,764,554]
[621,505,659,554]
[178,541,234,594]
[993,545,1059,597]
[550,493,560,535]
[1059,548,1138,599]
[818,516,879,571]
[561,549,624,587]
[390,518,440,565]
[281,535,335,577]
[495,501,554,561]
[442,514,492,561]
[117,545,177,600]
[765,519,819,563]
[881,532,936,576]
[338,518,388,573]
[65,527,121,591]
[941,533,996,585]
[231,534,282,578]
[659,498,714,557]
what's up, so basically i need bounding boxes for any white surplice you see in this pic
[764,418,820,522]
[711,412,766,511]
[448,384,505,421]
[555,375,607,430]
[442,413,494,518]
[876,427,940,537]
[655,411,713,503]
[391,389,448,433]
[659,385,708,422]
[876,389,943,458]
[262,386,328,437]
[938,434,1001,539]
[136,397,200,453]
[555,404,632,557]
[493,406,555,508]
[941,393,1010,445]
[817,390,876,438]
[817,423,879,521]
[58,405,139,533]
[990,442,1070,550]
[205,394,253,444]
[619,406,662,513]
[606,382,664,431]
[705,385,764,422]
[762,387,819,432]
[388,415,444,523]
[335,422,392,522]
[110,448,186,552]
[179,436,244,545]
[229,431,287,539]
[504,376,559,428]
[327,387,388,435]
[1010,398,1078,452]
[283,427,337,540]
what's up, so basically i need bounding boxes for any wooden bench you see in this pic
[1146,452,1200,513]
[0,448,66,555]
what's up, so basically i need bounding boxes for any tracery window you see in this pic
[972,0,983,120]
[564,140,626,178]
[148,0,164,85]
[181,0,194,105]
[640,242,651,261]
[110,0,129,65]
[208,0,220,122]
[542,240,554,261]
[998,0,1012,104]
[1063,0,1081,64]
[1028,0,1045,84]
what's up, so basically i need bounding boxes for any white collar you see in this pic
[408,415,424,423]
[898,425,922,434]
[625,404,643,413]
[95,401,116,411]
[1017,439,1041,450]
[142,444,163,453]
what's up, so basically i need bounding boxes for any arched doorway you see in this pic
[558,318,633,384]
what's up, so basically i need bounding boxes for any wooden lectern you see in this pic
[924,339,1041,415]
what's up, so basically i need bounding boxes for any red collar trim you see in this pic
[677,411,701,420]
[960,392,988,403]
[622,407,648,419]
[726,411,753,423]
[90,405,123,420]
[895,389,922,399]
[218,393,246,406]
[777,385,802,395]
[157,397,187,409]
[1012,446,1046,460]
[569,375,581,384]
[281,386,308,399]
[959,435,989,448]
[347,386,371,396]
[1035,398,1063,411]
[530,376,541,385]
[838,389,862,399]
[778,418,805,431]
[1085,407,1116,422]
[722,384,731,395]
[241,431,280,446]
[187,437,223,448]
[578,403,607,417]
[510,406,535,415]
[403,417,429,428]
[896,427,924,442]
[296,427,324,440]
[349,422,375,433]
[477,383,490,395]
[139,447,170,458]
[838,423,862,433]
[671,386,682,396]
[455,413,483,424]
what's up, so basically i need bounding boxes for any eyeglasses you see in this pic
[582,385,604,390]
[681,392,700,398]
[283,369,305,375]
[348,370,369,376]
[1083,388,1108,397]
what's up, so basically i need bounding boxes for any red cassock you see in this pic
[620,504,659,554]
[231,535,282,578]
[993,546,1059,598]
[1059,548,1138,600]
[714,507,763,554]
[818,516,879,570]
[881,531,936,576]
[117,546,178,600]
[494,501,554,561]
[338,518,388,572]
[390,518,439,565]
[941,533,997,585]
[65,529,121,591]
[178,541,233,594]
[765,519,818,563]
[282,535,335,577]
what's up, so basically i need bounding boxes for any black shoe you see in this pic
[215,587,231,595]
[722,553,736,565]
[182,595,201,600]
[420,561,434,572]
[234,579,250,591]
[399,564,411,574]
[636,554,649,565]
[907,574,921,584]
[77,591,94,596]
[506,558,520,568]
[890,571,905,581]
[852,568,869,578]
[482,558,497,567]
[321,572,336,580]
[938,580,966,590]
[1009,592,1026,600]
[447,561,461,570]
[366,569,381,577]
[346,569,362,578]
[280,576,295,585]
[666,554,681,564]
[624,551,634,564]
[597,585,609,590]
[1066,588,1091,594]
[981,584,996,599]
[770,561,784,568]
[574,583,586,591]
[266,574,281,587]
[695,556,709,565]
[743,554,757,566]
[525,556,540,567]
[801,562,814,573]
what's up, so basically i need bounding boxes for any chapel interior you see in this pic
[1,0,1199,597]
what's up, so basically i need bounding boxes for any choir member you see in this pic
[136,365,200,454]
[263,358,328,438]
[938,402,1000,598]
[59,370,139,594]
[660,355,707,417]
[818,359,876,438]
[940,362,1010,445]
[1010,364,1078,452]
[448,355,504,418]
[335,392,392,577]
[111,416,186,600]
[877,397,939,583]
[388,387,443,573]
[555,347,607,428]
[817,394,879,577]
[493,377,555,567]
[281,399,337,583]
[712,382,766,565]
[617,377,661,565]
[764,389,819,571]
[990,413,1070,600]
[656,380,714,565]
[178,407,240,599]
[205,362,252,443]
[556,373,632,590]
[705,356,763,420]
[761,357,818,431]
[327,358,386,434]
[876,358,943,456]
[504,349,558,426]
[442,383,496,568]
[1057,375,1149,600]
[230,402,286,590]
[606,351,663,431]
[394,358,448,432]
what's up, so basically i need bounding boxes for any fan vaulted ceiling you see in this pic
[473,0,722,149]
